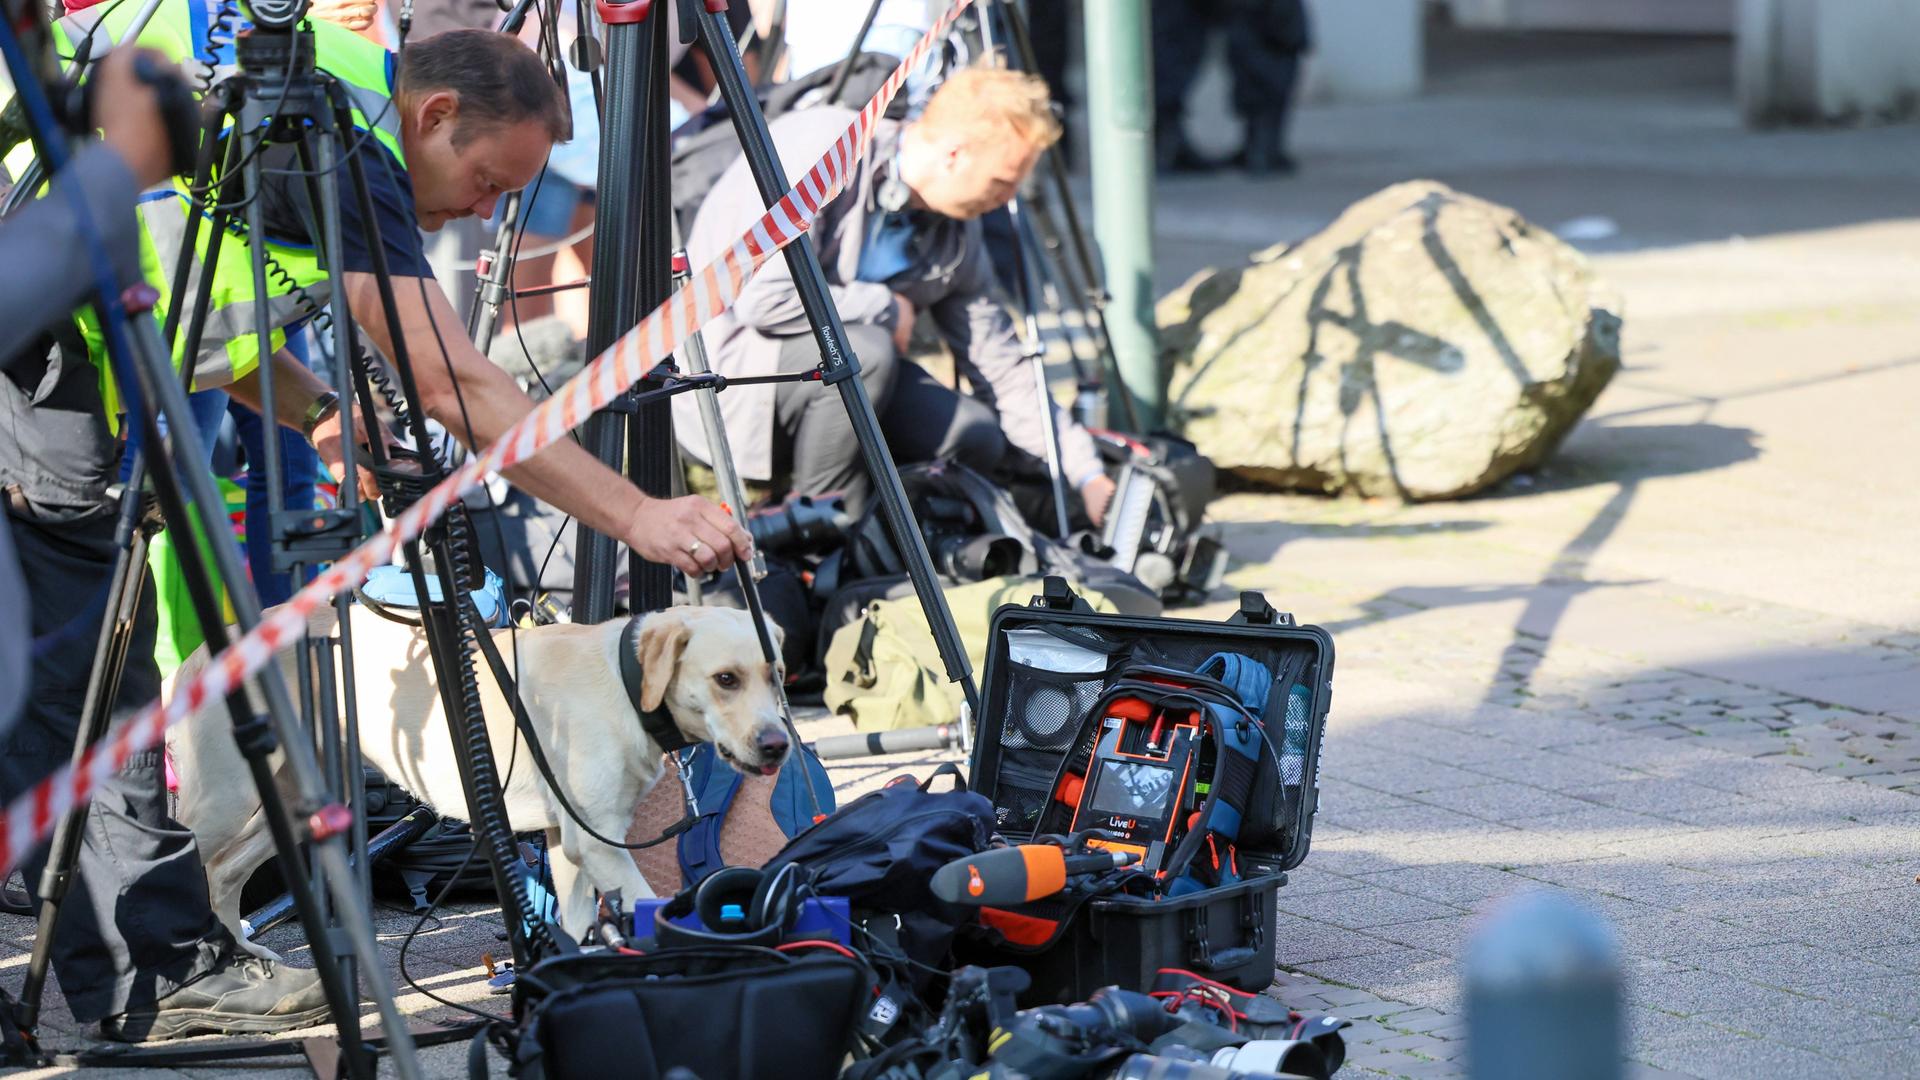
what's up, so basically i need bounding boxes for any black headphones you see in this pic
[652,863,804,950]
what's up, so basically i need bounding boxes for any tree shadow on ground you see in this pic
[1210,418,1761,704]
[1291,683,1920,1074]
[1476,420,1762,500]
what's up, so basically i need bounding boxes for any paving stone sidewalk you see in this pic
[4,581,1916,1080]
[7,26,1920,1080]
[1253,667,1920,1079]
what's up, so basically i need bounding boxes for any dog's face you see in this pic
[635,607,791,776]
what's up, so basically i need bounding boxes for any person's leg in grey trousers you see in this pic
[0,512,232,1024]
[773,324,1008,513]
[772,324,903,514]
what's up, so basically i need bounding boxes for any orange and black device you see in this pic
[1066,697,1204,878]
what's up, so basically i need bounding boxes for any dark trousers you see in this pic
[1154,0,1309,120]
[772,322,1006,514]
[233,331,319,607]
[0,511,231,1023]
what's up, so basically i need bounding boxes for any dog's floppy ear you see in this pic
[636,611,693,712]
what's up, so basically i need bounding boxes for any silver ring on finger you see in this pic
[687,539,704,556]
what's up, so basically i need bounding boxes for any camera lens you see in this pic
[1210,1039,1328,1077]
[930,533,1024,581]
[1085,987,1182,1041]
[747,496,851,556]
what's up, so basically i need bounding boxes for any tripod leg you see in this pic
[332,594,373,909]
[324,86,554,967]
[283,136,362,1004]
[825,0,885,106]
[694,5,981,717]
[0,20,393,1073]
[668,249,824,817]
[1026,348,1074,539]
[1009,201,1080,537]
[106,289,381,1078]
[159,83,240,355]
[470,191,524,353]
[283,119,382,929]
[22,88,305,1036]
[1022,197,1108,425]
[667,245,762,582]
[226,131,376,1077]
[967,8,1076,540]
[994,0,1140,434]
[574,2,678,624]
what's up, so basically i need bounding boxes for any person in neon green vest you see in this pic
[1,0,751,1041]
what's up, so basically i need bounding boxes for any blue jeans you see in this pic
[119,385,227,478]
[231,332,319,606]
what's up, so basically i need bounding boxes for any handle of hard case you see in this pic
[1228,591,1294,627]
[918,762,969,793]
[1030,576,1095,613]
[1189,945,1257,972]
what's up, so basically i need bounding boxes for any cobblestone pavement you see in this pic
[1327,582,1920,793]
[1187,483,1920,1078]
[1134,25,1920,1072]
[1248,681,1920,1079]
[7,28,1920,1080]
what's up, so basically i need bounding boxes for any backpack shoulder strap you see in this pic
[679,741,838,883]
[771,742,836,833]
[676,746,746,886]
[1199,651,1270,712]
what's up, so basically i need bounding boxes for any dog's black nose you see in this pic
[756,727,790,761]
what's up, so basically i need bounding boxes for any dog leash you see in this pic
[463,600,697,851]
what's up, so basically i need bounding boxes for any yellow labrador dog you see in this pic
[167,604,787,953]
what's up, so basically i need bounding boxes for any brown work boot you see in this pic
[99,952,333,1042]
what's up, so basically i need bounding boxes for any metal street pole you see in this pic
[1083,0,1162,429]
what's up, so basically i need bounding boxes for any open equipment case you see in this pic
[959,579,1334,1003]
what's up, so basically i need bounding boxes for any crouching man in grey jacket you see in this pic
[678,65,1115,524]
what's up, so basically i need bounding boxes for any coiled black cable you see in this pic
[193,0,240,95]
[218,205,335,331]
[348,336,551,959]
[331,52,567,965]
[362,457,553,957]
[444,583,553,952]
[352,345,461,473]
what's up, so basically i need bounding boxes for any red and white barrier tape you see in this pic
[0,0,973,874]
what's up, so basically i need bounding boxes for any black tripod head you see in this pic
[232,17,320,101]
[240,0,312,33]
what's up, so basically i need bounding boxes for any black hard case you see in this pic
[963,580,1334,1003]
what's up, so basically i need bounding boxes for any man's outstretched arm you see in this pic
[343,271,750,577]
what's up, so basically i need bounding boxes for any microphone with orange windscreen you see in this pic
[930,844,1138,906]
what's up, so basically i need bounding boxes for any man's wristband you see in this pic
[302,390,341,441]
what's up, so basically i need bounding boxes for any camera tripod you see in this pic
[982,0,1139,437]
[0,3,421,1077]
[564,0,982,731]
[821,0,1093,542]
[159,0,862,1023]
[467,0,592,357]
[161,1,568,1008]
